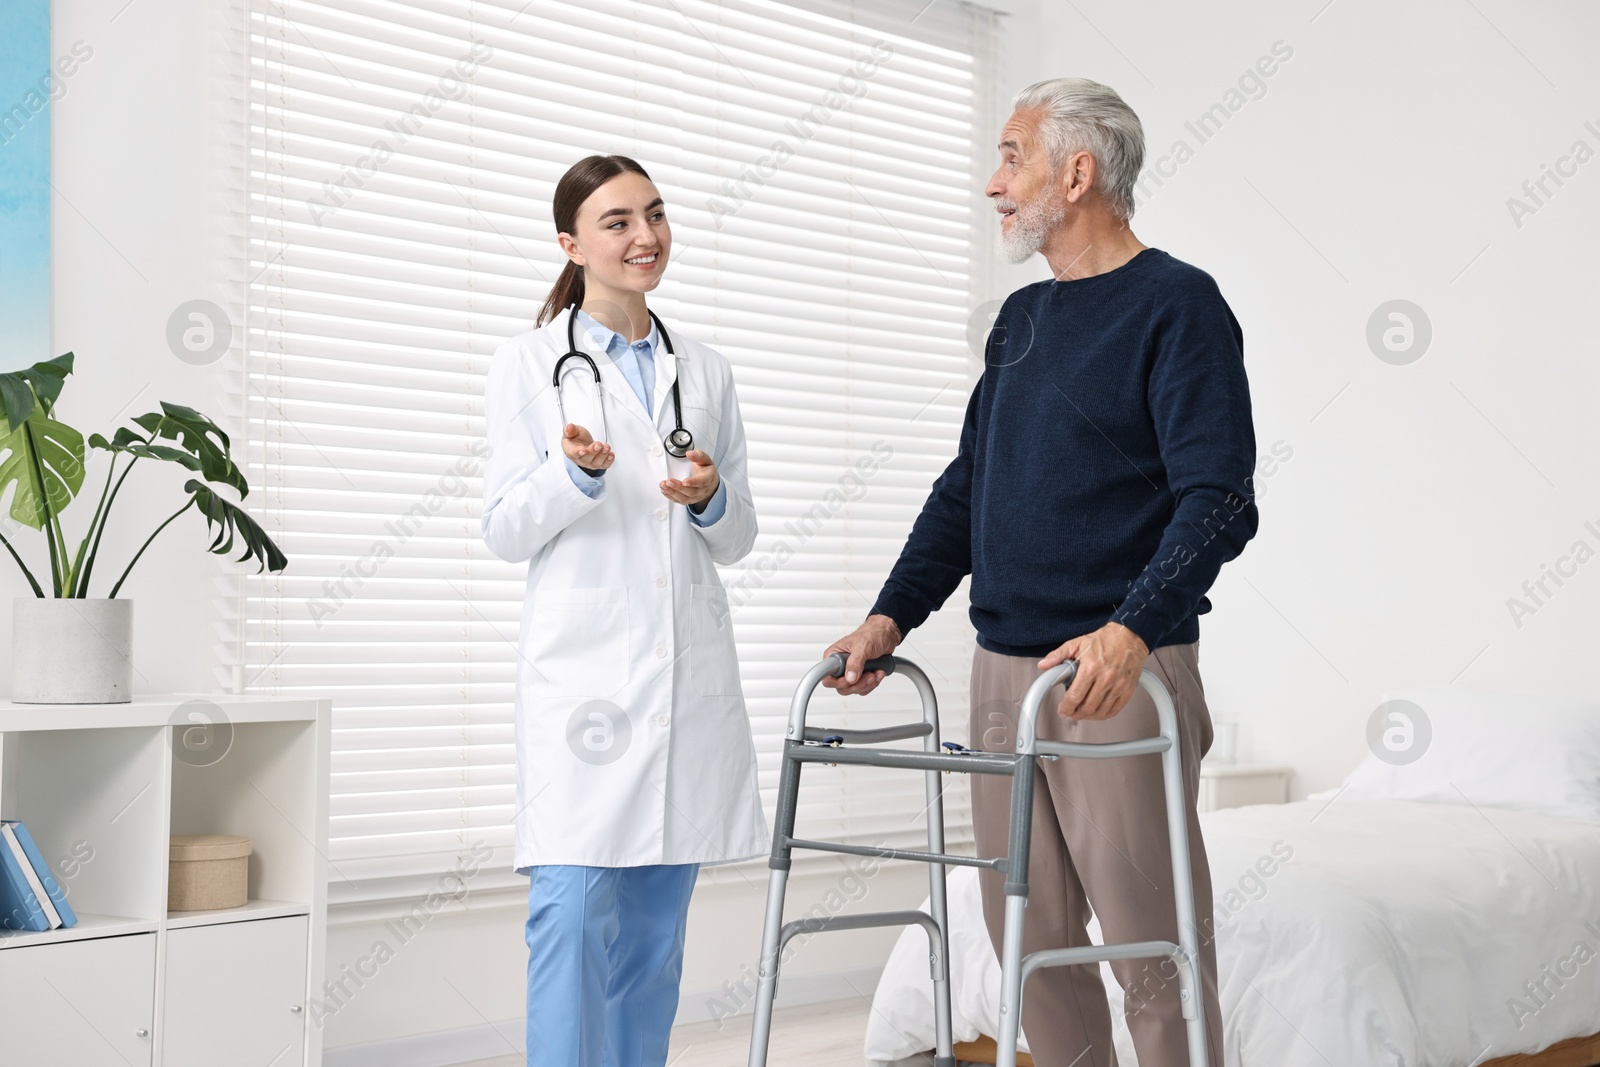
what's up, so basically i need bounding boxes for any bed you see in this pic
[865,686,1600,1067]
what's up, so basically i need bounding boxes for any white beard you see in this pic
[998,193,1066,264]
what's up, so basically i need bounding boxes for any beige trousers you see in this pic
[968,642,1224,1067]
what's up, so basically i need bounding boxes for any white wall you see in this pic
[33,0,1600,1058]
[997,0,1600,795]
[17,0,231,692]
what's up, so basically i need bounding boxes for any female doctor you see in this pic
[480,154,769,1067]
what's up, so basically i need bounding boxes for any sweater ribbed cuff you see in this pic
[1109,605,1167,653]
[868,590,929,641]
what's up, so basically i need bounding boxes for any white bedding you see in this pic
[867,799,1600,1066]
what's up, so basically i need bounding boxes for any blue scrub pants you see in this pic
[524,863,699,1067]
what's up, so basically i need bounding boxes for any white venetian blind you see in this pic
[231,0,994,902]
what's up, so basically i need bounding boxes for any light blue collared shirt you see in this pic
[562,309,726,526]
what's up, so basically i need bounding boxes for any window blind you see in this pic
[231,0,995,903]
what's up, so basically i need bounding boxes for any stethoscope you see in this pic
[553,305,694,459]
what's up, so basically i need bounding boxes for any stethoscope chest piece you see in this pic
[664,426,694,458]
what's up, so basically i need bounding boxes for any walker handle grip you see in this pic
[789,654,932,743]
[824,652,897,678]
[863,655,897,676]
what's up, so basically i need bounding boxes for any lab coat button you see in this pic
[651,445,663,457]
[654,575,667,588]
[655,645,668,658]
[657,714,670,726]
[654,507,667,521]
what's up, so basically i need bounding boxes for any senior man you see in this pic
[824,78,1256,1065]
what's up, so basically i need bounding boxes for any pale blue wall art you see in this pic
[1,0,52,372]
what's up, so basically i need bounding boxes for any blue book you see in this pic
[3,821,76,928]
[0,826,49,933]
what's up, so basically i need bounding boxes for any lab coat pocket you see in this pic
[665,406,722,481]
[526,586,630,697]
[684,405,721,456]
[687,583,741,697]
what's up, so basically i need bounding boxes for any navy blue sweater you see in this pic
[871,248,1259,657]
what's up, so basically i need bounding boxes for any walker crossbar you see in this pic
[1036,735,1172,759]
[768,911,950,1016]
[747,654,1209,1067]
[1018,939,1190,984]
[777,909,945,954]
[801,722,932,744]
[787,744,1020,775]
[784,838,1006,872]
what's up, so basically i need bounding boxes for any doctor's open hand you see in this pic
[821,614,902,696]
[659,450,720,511]
[561,423,614,473]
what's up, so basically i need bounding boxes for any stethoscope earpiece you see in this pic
[556,305,694,459]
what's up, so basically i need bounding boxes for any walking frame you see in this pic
[746,653,1209,1067]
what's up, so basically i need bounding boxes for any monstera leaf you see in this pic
[90,401,247,496]
[101,480,287,599]
[0,353,74,423]
[0,357,86,530]
[187,480,285,573]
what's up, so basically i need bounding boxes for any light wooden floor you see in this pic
[455,998,946,1066]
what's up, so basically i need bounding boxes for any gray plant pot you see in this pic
[12,598,134,704]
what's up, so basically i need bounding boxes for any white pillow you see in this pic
[1329,686,1600,823]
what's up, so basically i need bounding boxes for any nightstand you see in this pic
[1198,763,1291,812]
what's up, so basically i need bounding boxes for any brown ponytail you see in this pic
[536,154,654,327]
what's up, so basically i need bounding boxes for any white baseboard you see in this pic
[322,965,883,1067]
[323,1018,524,1067]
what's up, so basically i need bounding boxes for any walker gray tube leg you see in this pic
[925,840,955,1067]
[995,662,1072,1067]
[748,746,804,1067]
[907,663,956,1067]
[995,893,1030,1067]
[1142,671,1210,1067]
[926,856,955,1067]
[747,866,788,1067]
[994,716,1040,1067]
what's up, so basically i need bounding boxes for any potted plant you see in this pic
[1,353,287,703]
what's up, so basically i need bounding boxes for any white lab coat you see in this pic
[481,308,769,870]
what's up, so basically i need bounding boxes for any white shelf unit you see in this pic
[0,693,330,1067]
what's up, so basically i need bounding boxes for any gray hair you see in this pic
[1011,78,1145,220]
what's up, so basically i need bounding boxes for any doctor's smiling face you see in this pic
[556,170,671,339]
